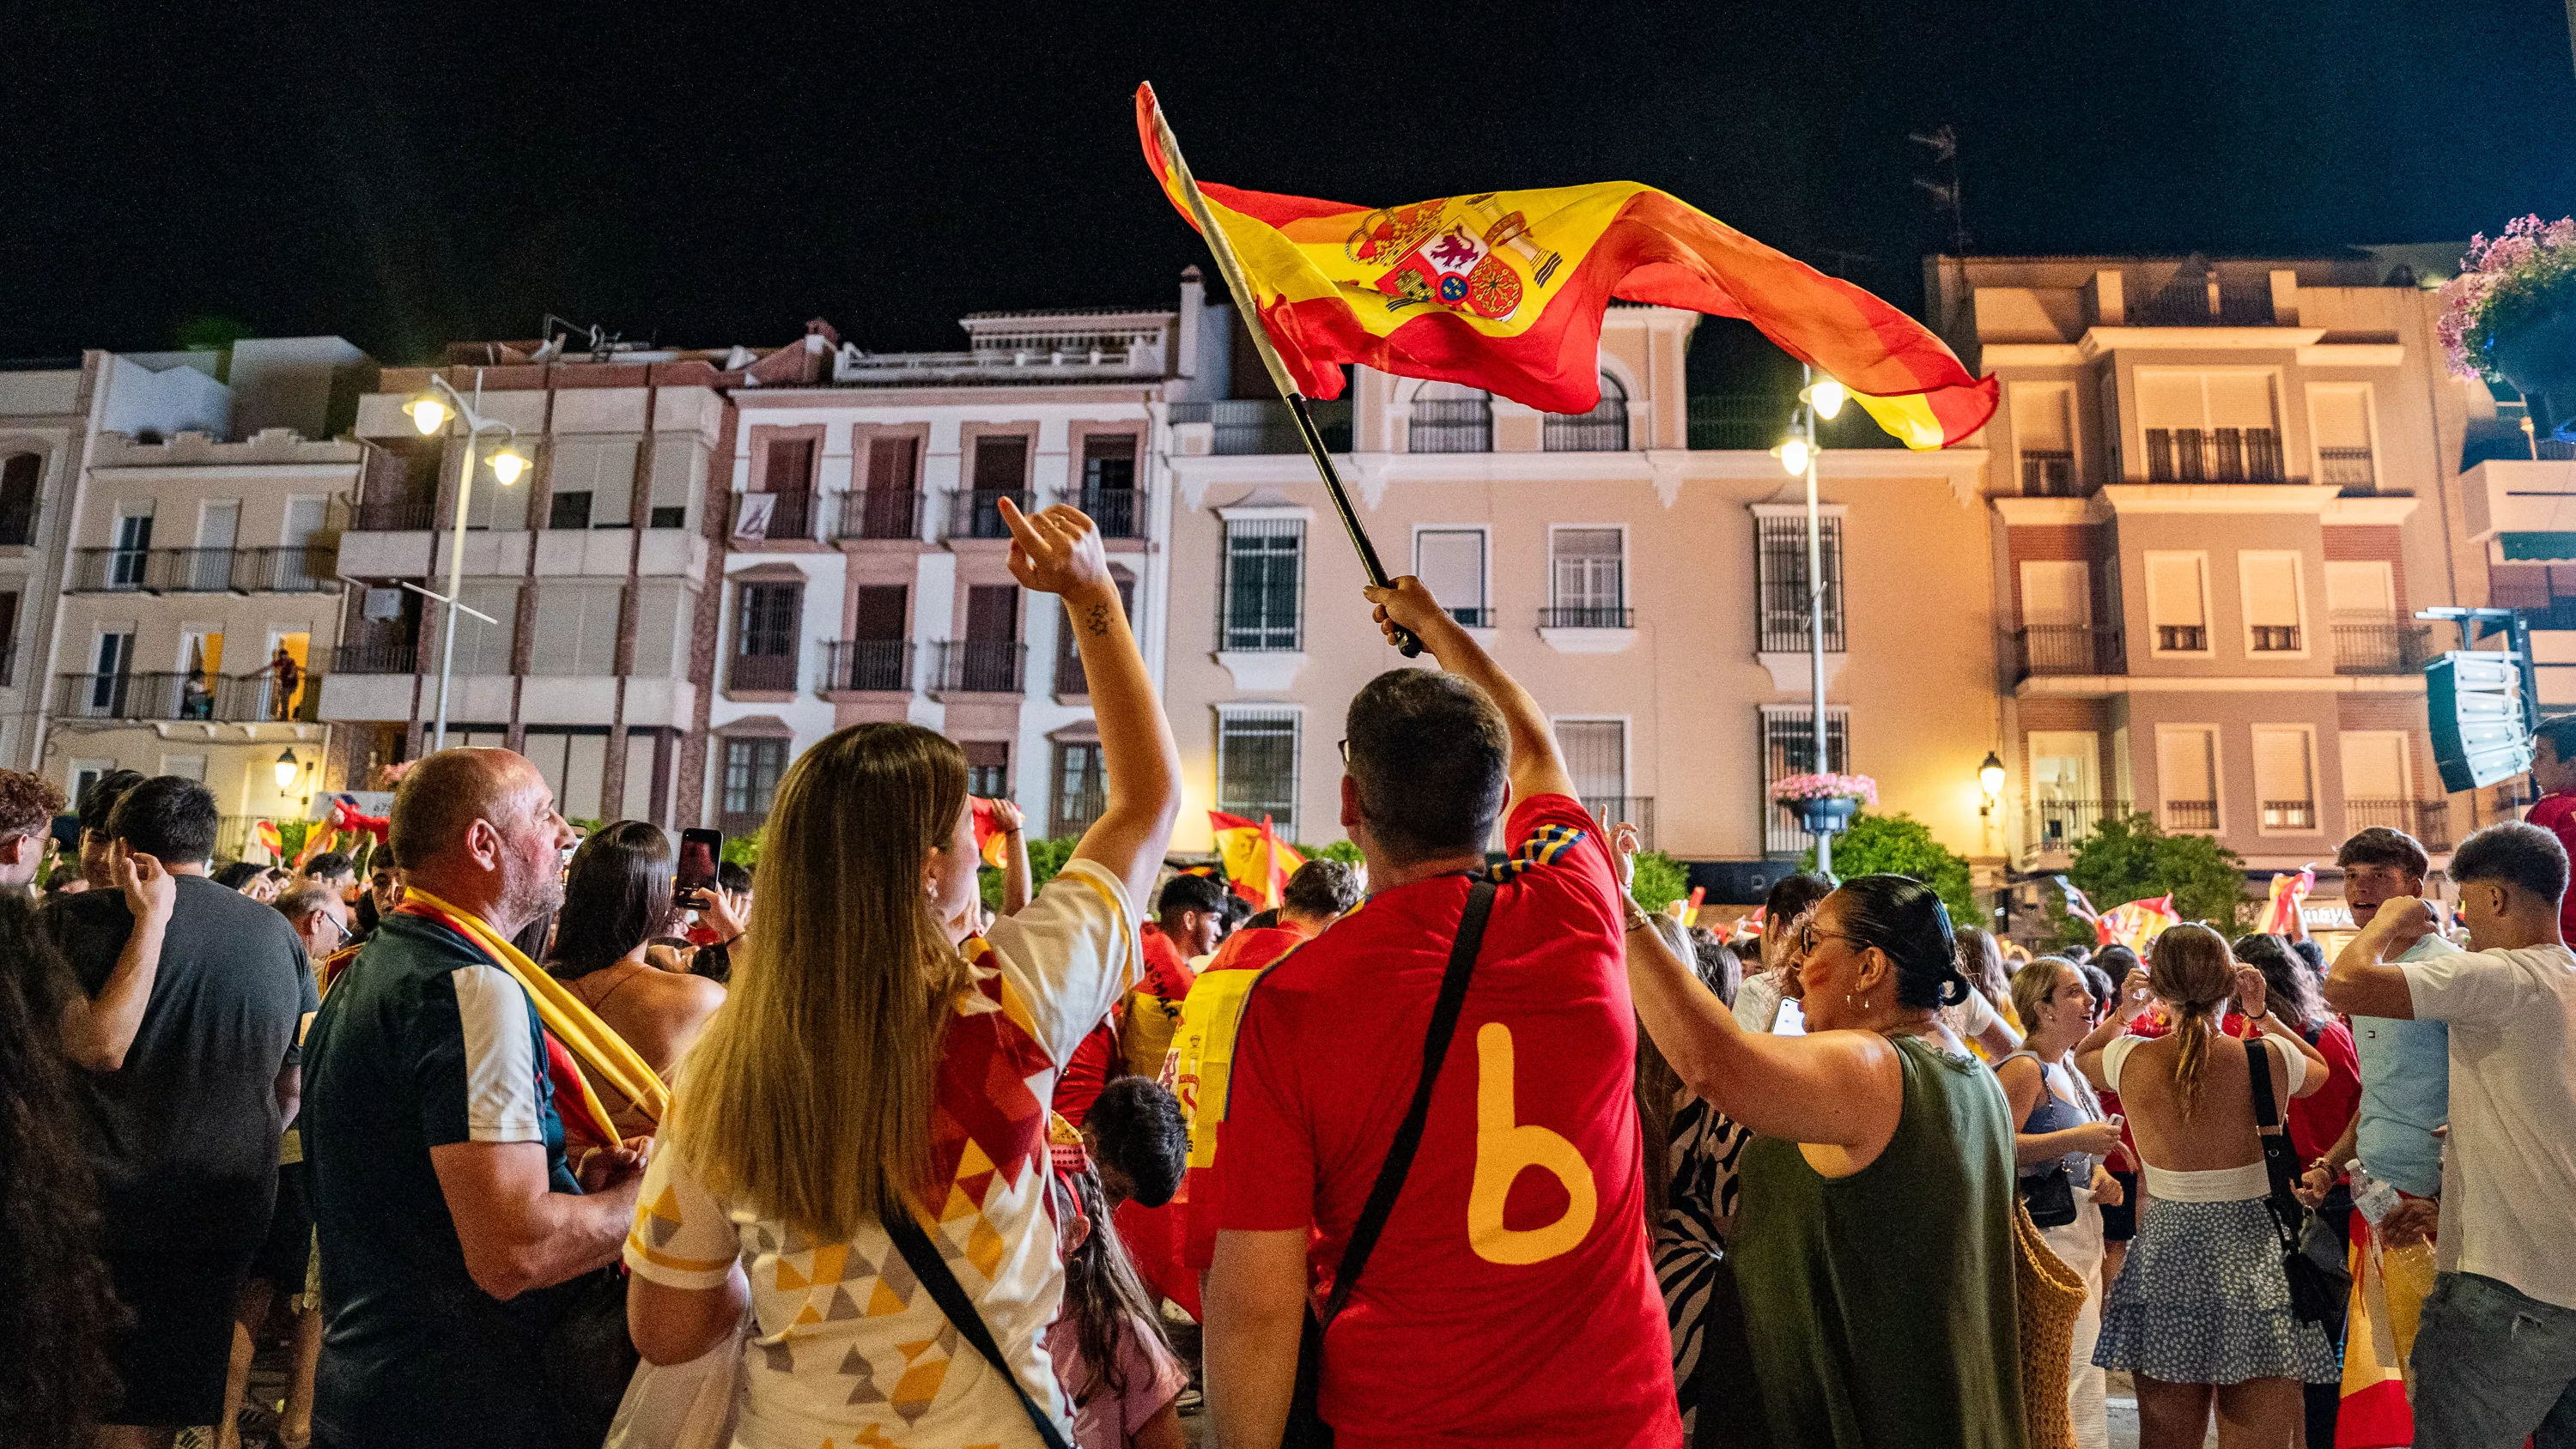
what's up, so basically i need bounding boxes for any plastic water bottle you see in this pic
[2352,1161,2399,1226]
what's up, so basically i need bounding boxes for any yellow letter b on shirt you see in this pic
[1466,1022,1597,1266]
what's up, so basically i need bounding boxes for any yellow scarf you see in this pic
[402,886,671,1135]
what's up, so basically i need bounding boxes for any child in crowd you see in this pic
[1048,1110,1188,1449]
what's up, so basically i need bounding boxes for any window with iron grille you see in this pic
[963,740,1009,799]
[1759,706,1850,856]
[1217,708,1299,840]
[1221,518,1304,652]
[1547,528,1625,626]
[721,737,787,819]
[1051,741,1108,837]
[1753,514,1845,652]
[1544,373,1628,452]
[737,582,800,658]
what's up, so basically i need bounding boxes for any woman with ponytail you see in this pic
[2077,924,2335,1449]
[1625,873,2023,1448]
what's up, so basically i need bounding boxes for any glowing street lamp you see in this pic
[274,748,301,793]
[408,375,526,751]
[1978,750,2007,816]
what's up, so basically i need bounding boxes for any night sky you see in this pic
[7,0,2573,391]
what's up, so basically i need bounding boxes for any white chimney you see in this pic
[1178,265,1206,378]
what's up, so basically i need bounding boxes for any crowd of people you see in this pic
[2,494,2573,1449]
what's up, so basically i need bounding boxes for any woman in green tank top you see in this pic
[1625,874,2026,1449]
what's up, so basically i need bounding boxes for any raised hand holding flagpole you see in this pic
[1143,88,1424,658]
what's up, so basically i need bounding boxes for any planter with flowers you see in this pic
[2439,215,2576,435]
[1771,772,1879,837]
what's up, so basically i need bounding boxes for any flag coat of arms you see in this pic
[1136,83,1997,449]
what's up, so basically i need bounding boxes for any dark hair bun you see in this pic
[1837,875,1969,1012]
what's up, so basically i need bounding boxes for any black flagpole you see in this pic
[1150,92,1424,658]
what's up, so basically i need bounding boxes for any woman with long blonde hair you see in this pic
[2077,924,2334,1449]
[621,500,1180,1449]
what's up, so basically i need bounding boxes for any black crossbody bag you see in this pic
[2245,1039,2335,1325]
[882,1191,1075,1449]
[1280,876,1498,1449]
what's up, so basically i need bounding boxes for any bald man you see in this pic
[300,749,641,1449]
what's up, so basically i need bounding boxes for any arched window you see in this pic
[1408,381,1492,453]
[1545,373,1629,452]
[0,452,38,547]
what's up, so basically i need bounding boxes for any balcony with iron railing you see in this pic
[2344,798,2452,851]
[2143,427,2285,483]
[1407,399,1492,453]
[2014,625,2126,678]
[2156,624,2208,652]
[2249,624,2302,653]
[67,545,338,594]
[948,488,1028,541]
[2261,798,2318,832]
[2020,450,2076,497]
[933,640,1028,694]
[1170,400,1353,456]
[1579,796,1656,852]
[2332,617,2430,675]
[1052,767,1109,840]
[2126,278,2276,326]
[1538,605,1635,629]
[731,490,818,543]
[1078,485,1146,539]
[820,640,913,694]
[2318,446,2377,495]
[1686,394,1772,451]
[726,651,799,694]
[834,488,920,542]
[2163,799,2218,831]
[53,670,322,724]
[331,640,419,675]
[350,496,439,531]
[2025,798,2133,857]
[1544,403,1629,452]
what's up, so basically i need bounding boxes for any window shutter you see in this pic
[2148,556,2205,627]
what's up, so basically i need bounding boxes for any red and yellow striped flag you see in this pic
[1136,84,1996,449]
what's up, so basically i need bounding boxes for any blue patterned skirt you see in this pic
[2094,1197,2339,1385]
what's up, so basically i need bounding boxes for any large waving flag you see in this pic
[1136,83,1996,449]
[1209,810,1306,912]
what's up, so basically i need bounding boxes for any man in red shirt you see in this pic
[1206,578,1682,1449]
[2519,716,2576,942]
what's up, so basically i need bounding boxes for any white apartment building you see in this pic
[702,272,1224,837]
[33,340,374,851]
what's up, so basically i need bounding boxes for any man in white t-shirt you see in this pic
[2327,820,2576,1449]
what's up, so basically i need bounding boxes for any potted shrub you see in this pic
[2440,215,2576,433]
[1770,772,1879,836]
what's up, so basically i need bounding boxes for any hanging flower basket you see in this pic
[2439,215,2576,432]
[1770,773,1877,836]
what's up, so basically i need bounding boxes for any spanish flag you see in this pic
[2261,864,2317,937]
[2096,894,2181,951]
[1209,810,1305,912]
[1137,84,1996,449]
[253,818,283,860]
[969,797,1012,869]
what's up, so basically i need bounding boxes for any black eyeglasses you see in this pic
[1796,921,1870,955]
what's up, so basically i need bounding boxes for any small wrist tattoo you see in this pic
[1085,602,1111,637]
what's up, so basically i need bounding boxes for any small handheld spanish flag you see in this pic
[969,797,1012,869]
[253,819,283,861]
[2096,894,2180,951]
[1209,810,1306,912]
[2261,866,2316,937]
[1137,83,1996,449]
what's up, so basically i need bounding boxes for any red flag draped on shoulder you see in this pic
[1135,83,1996,449]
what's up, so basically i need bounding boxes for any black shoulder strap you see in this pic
[880,1196,1073,1449]
[1318,876,1498,1326]
[2243,1038,2305,1251]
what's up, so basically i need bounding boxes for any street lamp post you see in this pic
[1777,366,1848,872]
[402,377,527,753]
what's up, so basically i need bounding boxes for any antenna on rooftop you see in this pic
[1910,125,1969,255]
